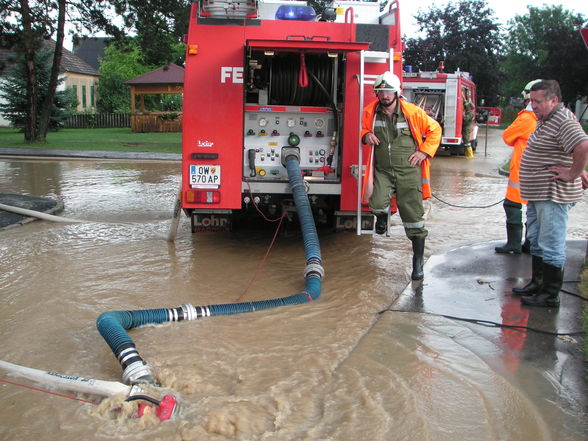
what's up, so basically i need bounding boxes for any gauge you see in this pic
[314,118,325,128]
[258,117,268,127]
[287,118,296,128]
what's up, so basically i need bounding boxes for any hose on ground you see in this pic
[96,157,324,384]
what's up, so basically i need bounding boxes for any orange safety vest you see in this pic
[360,98,441,203]
[501,109,537,204]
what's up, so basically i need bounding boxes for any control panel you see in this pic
[243,106,338,181]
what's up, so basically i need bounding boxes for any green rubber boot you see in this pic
[495,224,523,254]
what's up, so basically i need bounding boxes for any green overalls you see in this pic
[462,101,475,146]
[369,106,427,239]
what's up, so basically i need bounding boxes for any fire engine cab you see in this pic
[402,69,478,155]
[181,0,404,233]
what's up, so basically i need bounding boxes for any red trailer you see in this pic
[181,0,405,233]
[402,70,478,155]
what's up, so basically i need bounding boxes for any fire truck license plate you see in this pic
[190,164,221,188]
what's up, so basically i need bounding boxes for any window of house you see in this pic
[90,85,95,108]
[71,85,78,106]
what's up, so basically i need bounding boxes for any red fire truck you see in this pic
[181,0,404,233]
[402,69,478,155]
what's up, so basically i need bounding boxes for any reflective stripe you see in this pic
[403,221,425,229]
[508,180,520,189]
[422,177,430,184]
[374,121,387,128]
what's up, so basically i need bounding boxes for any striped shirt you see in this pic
[520,104,588,203]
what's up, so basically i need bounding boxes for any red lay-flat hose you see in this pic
[299,52,308,88]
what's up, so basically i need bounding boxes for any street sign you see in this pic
[477,107,502,126]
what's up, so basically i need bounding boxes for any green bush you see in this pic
[158,112,179,121]
[500,105,521,127]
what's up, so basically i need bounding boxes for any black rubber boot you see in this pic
[411,237,425,281]
[521,238,531,254]
[495,202,523,254]
[512,255,543,296]
[521,263,563,307]
[495,224,523,254]
[375,214,387,235]
[521,222,531,254]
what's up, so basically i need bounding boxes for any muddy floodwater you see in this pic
[0,129,586,441]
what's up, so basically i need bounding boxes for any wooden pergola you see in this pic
[124,64,184,133]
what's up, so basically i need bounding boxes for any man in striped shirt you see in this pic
[514,80,588,307]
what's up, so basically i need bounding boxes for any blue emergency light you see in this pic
[275,5,316,20]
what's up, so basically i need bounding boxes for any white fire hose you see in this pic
[0,202,86,223]
[0,359,129,397]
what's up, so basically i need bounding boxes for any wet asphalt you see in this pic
[1,147,587,429]
[0,147,181,162]
[395,240,587,426]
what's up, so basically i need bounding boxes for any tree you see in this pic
[37,0,66,139]
[502,6,588,107]
[0,49,76,129]
[96,39,153,113]
[2,0,192,141]
[0,0,128,142]
[402,0,504,106]
[108,0,189,66]
[2,0,55,142]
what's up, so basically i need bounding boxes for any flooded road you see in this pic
[0,129,586,441]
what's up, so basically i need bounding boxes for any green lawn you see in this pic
[0,128,181,153]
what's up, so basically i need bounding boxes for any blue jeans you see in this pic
[526,200,574,268]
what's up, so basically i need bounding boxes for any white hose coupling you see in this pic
[122,361,154,385]
[304,263,325,280]
[281,147,300,166]
[181,303,197,321]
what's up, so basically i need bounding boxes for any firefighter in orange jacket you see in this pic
[495,80,540,254]
[361,71,441,280]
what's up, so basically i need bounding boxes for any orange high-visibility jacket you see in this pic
[502,109,538,204]
[361,98,441,203]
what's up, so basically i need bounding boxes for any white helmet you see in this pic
[522,79,542,100]
[374,71,401,93]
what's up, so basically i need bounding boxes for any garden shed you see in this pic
[125,64,184,133]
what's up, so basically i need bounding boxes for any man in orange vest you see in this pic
[495,80,540,254]
[361,71,441,280]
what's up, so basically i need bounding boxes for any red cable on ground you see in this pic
[233,210,286,303]
[0,378,99,405]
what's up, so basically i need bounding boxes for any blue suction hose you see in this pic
[97,155,324,385]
